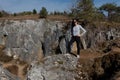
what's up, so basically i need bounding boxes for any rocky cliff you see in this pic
[27,38,120,80]
[0,19,119,80]
[0,20,120,62]
[84,23,120,49]
[0,19,65,63]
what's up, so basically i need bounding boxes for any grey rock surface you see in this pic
[0,19,120,63]
[0,19,119,80]
[0,65,20,80]
[27,54,78,80]
[0,20,65,62]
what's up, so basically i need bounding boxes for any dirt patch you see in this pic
[6,65,18,75]
[0,47,29,80]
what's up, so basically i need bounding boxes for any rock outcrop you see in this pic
[0,20,120,62]
[27,54,78,80]
[0,19,65,63]
[0,65,20,80]
[0,19,120,80]
[75,39,120,80]
[84,23,120,49]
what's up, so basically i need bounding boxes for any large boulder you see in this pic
[27,54,79,80]
[0,19,64,63]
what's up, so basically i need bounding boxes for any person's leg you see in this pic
[75,37,81,55]
[68,36,75,54]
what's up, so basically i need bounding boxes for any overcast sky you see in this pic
[0,0,119,13]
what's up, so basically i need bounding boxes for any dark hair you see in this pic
[72,19,75,27]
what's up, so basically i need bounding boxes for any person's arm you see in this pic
[79,25,86,36]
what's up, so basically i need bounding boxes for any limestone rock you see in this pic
[27,54,79,80]
[0,65,20,80]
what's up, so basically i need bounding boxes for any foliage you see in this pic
[49,11,68,16]
[70,0,120,23]
[53,11,63,15]
[39,7,48,18]
[99,3,117,21]
[33,9,37,14]
[115,6,120,13]
[99,3,120,22]
[18,11,32,15]
[77,0,94,12]
[70,0,98,21]
[110,12,120,22]
[13,13,17,16]
[0,12,3,17]
[0,10,9,17]
[99,3,117,13]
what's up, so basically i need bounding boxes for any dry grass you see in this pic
[0,14,39,20]
[0,15,70,22]
[47,15,70,22]
[71,42,103,59]
[0,46,29,79]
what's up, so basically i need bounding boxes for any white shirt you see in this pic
[73,25,86,36]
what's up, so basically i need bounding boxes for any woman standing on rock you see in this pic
[68,19,86,58]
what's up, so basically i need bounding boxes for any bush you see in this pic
[13,13,17,16]
[33,9,37,14]
[0,12,3,17]
[39,7,48,18]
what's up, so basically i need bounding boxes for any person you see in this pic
[68,19,86,58]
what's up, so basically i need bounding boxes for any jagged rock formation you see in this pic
[0,65,20,80]
[0,19,120,80]
[27,41,120,80]
[0,44,29,79]
[79,51,120,80]
[84,23,120,49]
[0,19,65,63]
[27,54,78,80]
[0,19,68,80]
[0,20,120,62]
[76,39,120,80]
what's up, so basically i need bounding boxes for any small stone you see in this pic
[78,65,82,68]
[1,71,4,74]
[78,71,82,75]
[6,52,12,57]
[54,62,59,66]
[1,77,7,80]
[80,77,83,79]
[13,55,19,59]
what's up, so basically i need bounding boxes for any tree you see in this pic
[0,12,3,17]
[77,0,94,12]
[63,11,67,15]
[115,6,120,13]
[99,3,117,21]
[50,12,53,15]
[33,9,37,14]
[110,6,120,22]
[71,0,96,21]
[0,10,9,17]
[13,13,17,16]
[39,7,48,18]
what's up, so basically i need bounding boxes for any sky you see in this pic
[0,0,119,13]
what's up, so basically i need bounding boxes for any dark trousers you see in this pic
[68,36,81,55]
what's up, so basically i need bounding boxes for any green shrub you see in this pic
[39,7,48,18]
[0,12,3,17]
[33,9,37,14]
